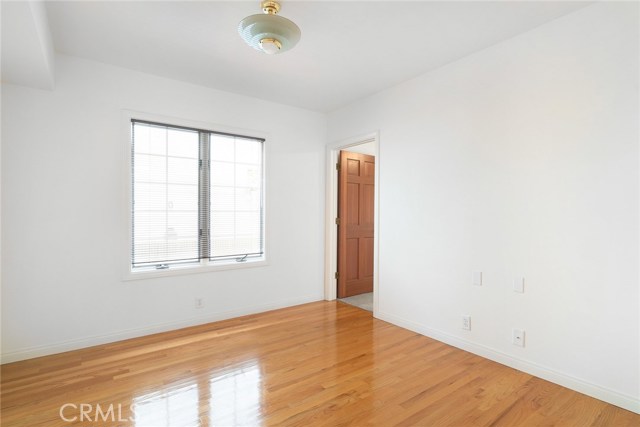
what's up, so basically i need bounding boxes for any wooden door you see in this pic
[338,150,375,298]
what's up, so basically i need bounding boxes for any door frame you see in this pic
[324,132,380,315]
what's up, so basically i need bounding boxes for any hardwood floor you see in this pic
[1,301,638,426]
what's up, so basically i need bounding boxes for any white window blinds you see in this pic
[131,120,264,270]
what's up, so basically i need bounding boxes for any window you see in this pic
[130,119,264,273]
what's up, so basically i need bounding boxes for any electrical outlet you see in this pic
[195,297,204,309]
[512,329,525,347]
[462,315,471,330]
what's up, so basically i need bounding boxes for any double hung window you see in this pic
[130,120,264,272]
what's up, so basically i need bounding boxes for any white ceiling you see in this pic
[8,1,592,112]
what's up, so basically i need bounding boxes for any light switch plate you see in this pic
[513,277,525,293]
[473,271,483,286]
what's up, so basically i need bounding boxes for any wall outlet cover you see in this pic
[512,329,525,347]
[462,315,471,330]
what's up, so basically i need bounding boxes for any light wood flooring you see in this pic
[1,301,638,426]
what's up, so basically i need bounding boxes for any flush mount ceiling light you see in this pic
[238,1,301,55]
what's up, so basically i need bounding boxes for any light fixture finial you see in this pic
[261,1,280,15]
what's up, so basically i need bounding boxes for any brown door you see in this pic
[338,150,375,298]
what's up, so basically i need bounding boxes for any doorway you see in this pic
[324,133,379,315]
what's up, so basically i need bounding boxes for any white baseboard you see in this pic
[1,295,322,364]
[375,310,640,415]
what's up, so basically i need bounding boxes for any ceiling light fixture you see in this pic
[238,1,301,55]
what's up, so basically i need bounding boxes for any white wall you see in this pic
[1,55,326,362]
[343,141,375,156]
[329,2,639,412]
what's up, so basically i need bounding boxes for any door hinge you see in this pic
[336,162,341,171]
[335,217,340,226]
[335,271,339,280]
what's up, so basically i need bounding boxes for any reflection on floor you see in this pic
[133,360,261,426]
[339,292,373,312]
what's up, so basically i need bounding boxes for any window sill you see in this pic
[123,259,268,281]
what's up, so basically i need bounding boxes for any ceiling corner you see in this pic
[2,0,55,90]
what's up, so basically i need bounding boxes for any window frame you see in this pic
[122,111,268,281]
